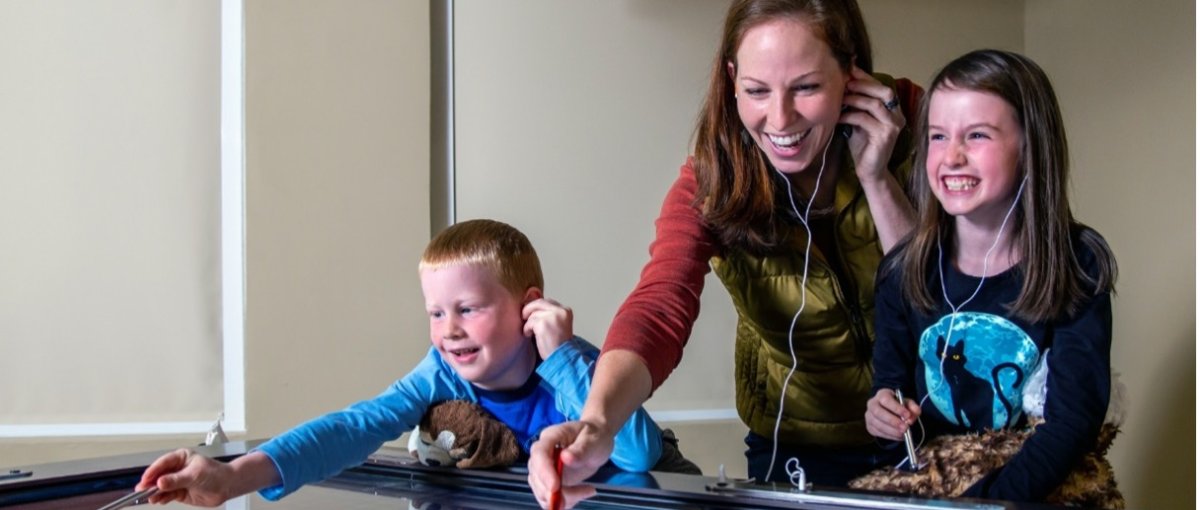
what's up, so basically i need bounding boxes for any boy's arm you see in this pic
[538,337,662,472]
[254,347,468,500]
[137,449,281,506]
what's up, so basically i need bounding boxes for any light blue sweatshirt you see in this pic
[254,336,663,500]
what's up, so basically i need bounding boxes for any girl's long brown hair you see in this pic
[896,49,1116,323]
[692,0,870,252]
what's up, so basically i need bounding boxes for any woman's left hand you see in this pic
[840,66,905,185]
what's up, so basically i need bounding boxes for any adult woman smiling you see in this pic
[530,1,922,506]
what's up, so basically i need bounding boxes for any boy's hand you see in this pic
[865,388,921,441]
[138,448,234,506]
[138,449,279,506]
[523,298,573,360]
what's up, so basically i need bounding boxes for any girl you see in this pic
[865,49,1118,502]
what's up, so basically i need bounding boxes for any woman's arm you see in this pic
[601,163,718,387]
[538,338,662,472]
[529,163,717,508]
[860,172,915,252]
[841,69,922,252]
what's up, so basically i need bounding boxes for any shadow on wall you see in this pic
[1126,327,1195,510]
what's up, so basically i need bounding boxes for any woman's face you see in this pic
[730,18,848,176]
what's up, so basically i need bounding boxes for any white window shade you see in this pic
[0,1,230,433]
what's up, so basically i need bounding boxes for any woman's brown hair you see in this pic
[692,0,871,252]
[897,49,1116,323]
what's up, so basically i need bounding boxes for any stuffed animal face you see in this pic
[408,400,522,470]
[421,264,537,391]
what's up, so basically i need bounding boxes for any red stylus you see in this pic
[549,444,564,510]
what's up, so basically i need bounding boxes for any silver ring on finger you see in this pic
[882,98,899,112]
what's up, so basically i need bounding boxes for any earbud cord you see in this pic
[908,176,1027,457]
[764,130,835,485]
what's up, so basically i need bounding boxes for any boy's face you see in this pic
[420,264,535,391]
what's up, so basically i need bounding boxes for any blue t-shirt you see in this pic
[474,370,567,452]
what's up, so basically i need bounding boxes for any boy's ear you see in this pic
[523,286,543,304]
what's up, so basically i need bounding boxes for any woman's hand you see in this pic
[138,448,234,506]
[865,388,922,441]
[528,421,612,509]
[840,66,905,186]
[523,298,574,360]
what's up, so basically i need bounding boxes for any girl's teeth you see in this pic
[944,176,979,191]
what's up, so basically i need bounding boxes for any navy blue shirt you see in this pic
[474,369,567,452]
[873,228,1111,502]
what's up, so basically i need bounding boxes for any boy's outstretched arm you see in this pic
[137,449,280,506]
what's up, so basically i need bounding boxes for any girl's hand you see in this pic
[840,66,905,186]
[865,388,921,441]
[138,448,234,506]
[523,298,574,360]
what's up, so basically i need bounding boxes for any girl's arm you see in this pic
[962,292,1112,501]
[866,258,921,440]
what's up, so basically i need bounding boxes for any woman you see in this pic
[530,1,922,507]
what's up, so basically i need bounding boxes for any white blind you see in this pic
[0,1,225,429]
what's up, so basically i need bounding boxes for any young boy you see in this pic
[136,219,695,506]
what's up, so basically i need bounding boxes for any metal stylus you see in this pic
[894,388,921,472]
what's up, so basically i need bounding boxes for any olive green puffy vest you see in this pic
[711,160,883,448]
[712,74,914,447]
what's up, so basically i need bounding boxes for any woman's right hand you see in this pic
[528,420,612,509]
[138,448,235,506]
[865,388,921,441]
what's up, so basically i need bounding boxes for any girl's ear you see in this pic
[523,286,543,304]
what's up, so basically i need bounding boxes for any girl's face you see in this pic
[925,87,1023,227]
[730,18,848,177]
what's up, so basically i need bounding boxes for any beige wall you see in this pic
[1025,2,1196,509]
[0,0,430,466]
[241,0,429,441]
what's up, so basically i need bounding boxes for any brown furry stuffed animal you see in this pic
[407,400,522,469]
[849,420,1124,509]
